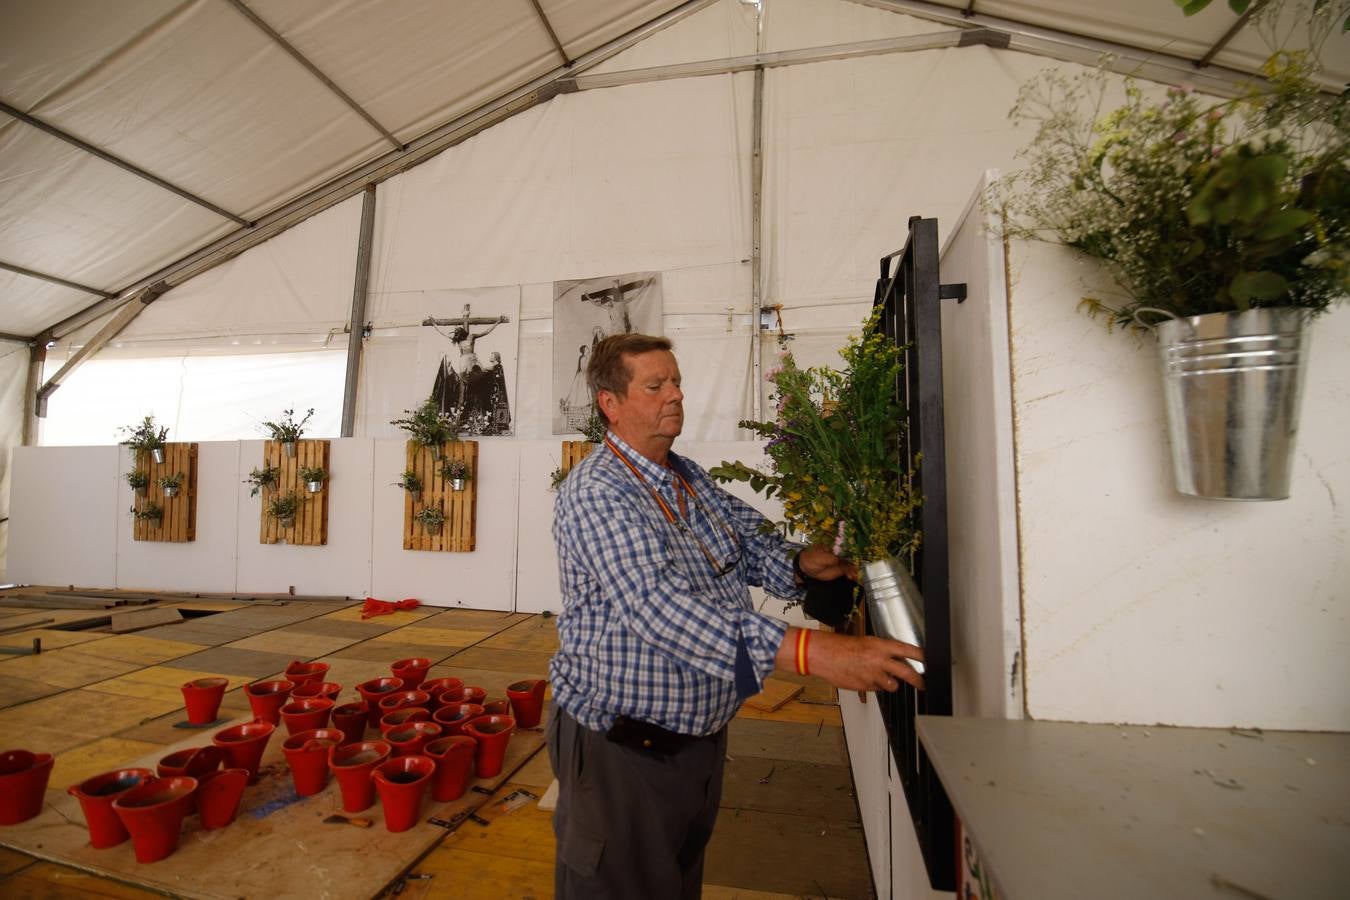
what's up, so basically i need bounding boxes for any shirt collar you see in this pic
[605,430,682,487]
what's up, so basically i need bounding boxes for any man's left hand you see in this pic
[797,545,857,582]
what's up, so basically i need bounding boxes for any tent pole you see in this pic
[22,332,49,446]
[750,65,765,424]
[0,261,115,299]
[341,185,377,438]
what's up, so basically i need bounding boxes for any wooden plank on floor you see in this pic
[0,649,144,689]
[224,630,359,658]
[443,646,553,674]
[0,629,106,651]
[704,808,874,900]
[475,618,559,653]
[720,757,858,821]
[408,848,554,900]
[109,607,183,633]
[743,678,804,712]
[1,860,170,899]
[416,609,529,632]
[0,845,32,876]
[0,714,548,900]
[370,625,485,648]
[736,699,842,728]
[73,635,204,666]
[0,690,181,739]
[728,718,848,767]
[0,672,65,708]
[330,641,456,665]
[319,605,431,625]
[50,737,164,791]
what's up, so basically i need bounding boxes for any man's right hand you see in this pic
[776,627,924,692]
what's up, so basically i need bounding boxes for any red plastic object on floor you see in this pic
[180,677,228,725]
[111,776,198,863]
[330,741,391,813]
[462,715,515,779]
[332,702,370,746]
[506,679,548,729]
[279,697,334,736]
[244,679,296,725]
[196,768,249,830]
[424,736,476,802]
[211,721,276,782]
[282,729,344,797]
[390,657,431,689]
[0,749,54,825]
[283,660,330,687]
[371,755,436,833]
[360,597,421,619]
[67,768,154,849]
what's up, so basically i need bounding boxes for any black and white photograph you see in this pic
[416,291,519,436]
[552,271,663,434]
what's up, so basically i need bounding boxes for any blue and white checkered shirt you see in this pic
[549,432,803,736]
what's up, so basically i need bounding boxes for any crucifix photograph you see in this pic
[420,299,517,436]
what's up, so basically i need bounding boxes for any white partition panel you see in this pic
[234,439,374,599]
[368,439,517,610]
[515,441,564,615]
[9,445,119,588]
[116,443,238,593]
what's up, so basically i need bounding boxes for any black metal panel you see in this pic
[871,216,956,893]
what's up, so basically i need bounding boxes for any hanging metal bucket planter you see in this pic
[162,484,179,498]
[151,447,166,465]
[450,478,466,492]
[305,480,323,494]
[282,442,297,458]
[857,557,925,674]
[1154,308,1309,501]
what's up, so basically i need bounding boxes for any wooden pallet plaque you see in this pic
[403,440,477,552]
[131,443,197,542]
[560,440,595,476]
[258,439,330,546]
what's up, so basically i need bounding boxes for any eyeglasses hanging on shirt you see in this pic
[605,438,743,578]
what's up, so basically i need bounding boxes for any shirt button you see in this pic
[642,738,653,749]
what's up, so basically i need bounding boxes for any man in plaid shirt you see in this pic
[548,332,925,899]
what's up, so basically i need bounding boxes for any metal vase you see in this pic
[162,485,179,498]
[282,442,297,458]
[409,489,422,503]
[424,521,443,535]
[858,557,926,675]
[450,478,466,492]
[305,480,323,494]
[1156,308,1309,501]
[151,447,166,464]
[277,515,295,529]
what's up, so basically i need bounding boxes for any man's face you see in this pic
[604,350,684,445]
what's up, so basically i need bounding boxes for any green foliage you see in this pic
[440,459,472,482]
[390,396,460,447]
[990,38,1349,331]
[157,472,184,490]
[298,466,327,483]
[1174,0,1349,32]
[118,415,168,451]
[393,469,423,492]
[579,411,608,444]
[414,505,446,527]
[261,407,314,442]
[548,465,567,492]
[266,492,303,520]
[245,465,280,498]
[130,502,163,521]
[710,309,922,563]
[125,470,149,490]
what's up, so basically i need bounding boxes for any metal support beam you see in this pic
[0,332,34,345]
[528,0,572,66]
[340,185,376,437]
[1197,0,1268,68]
[0,101,251,227]
[749,65,765,423]
[44,0,716,341]
[22,331,50,445]
[0,260,116,298]
[224,0,403,151]
[35,283,167,418]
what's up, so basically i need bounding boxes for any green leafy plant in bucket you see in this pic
[266,492,303,522]
[125,470,149,492]
[245,466,280,498]
[130,502,163,522]
[299,466,327,484]
[261,407,314,443]
[118,415,168,452]
[390,396,460,449]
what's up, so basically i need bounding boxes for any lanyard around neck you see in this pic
[605,437,693,527]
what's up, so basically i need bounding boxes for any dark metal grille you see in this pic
[870,215,956,893]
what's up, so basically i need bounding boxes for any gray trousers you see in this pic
[547,703,727,900]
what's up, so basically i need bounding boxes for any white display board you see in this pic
[9,445,119,588]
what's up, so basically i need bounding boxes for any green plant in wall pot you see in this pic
[441,459,472,491]
[988,11,1348,500]
[390,396,460,459]
[118,415,169,463]
[125,470,150,495]
[394,470,423,501]
[246,465,280,498]
[158,472,184,498]
[299,466,328,494]
[130,502,163,523]
[414,505,446,535]
[266,492,303,527]
[548,464,567,492]
[261,407,314,457]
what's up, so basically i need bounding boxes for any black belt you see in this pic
[606,715,718,756]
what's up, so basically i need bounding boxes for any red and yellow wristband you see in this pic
[794,627,811,676]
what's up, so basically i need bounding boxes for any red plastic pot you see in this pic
[0,749,54,825]
[377,690,430,718]
[371,755,435,833]
[424,736,476,802]
[211,721,276,782]
[460,685,487,705]
[481,698,510,716]
[196,768,249,830]
[180,677,229,725]
[462,715,515,779]
[331,702,369,746]
[386,721,442,758]
[281,728,344,797]
[389,657,431,690]
[431,703,485,737]
[155,745,223,779]
[355,677,405,728]
[506,679,547,729]
[279,697,334,736]
[420,677,463,708]
[67,767,153,849]
[379,707,430,735]
[111,776,198,863]
[329,741,391,813]
[284,660,330,686]
[244,679,295,725]
[292,681,342,702]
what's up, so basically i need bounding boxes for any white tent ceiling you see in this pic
[2,0,1346,342]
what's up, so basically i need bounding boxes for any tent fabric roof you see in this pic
[2,0,1346,340]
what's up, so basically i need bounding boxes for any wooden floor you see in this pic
[0,592,872,899]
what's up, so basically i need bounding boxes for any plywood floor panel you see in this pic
[447,646,554,674]
[736,699,843,728]
[0,690,178,739]
[720,758,858,820]
[728,719,849,766]
[0,650,144,689]
[160,647,299,678]
[409,847,554,900]
[329,641,456,664]
[1,861,168,899]
[0,629,108,651]
[370,625,483,648]
[50,737,163,790]
[282,618,396,640]
[72,634,205,666]
[475,618,559,653]
[225,630,358,658]
[320,606,432,625]
[0,672,65,708]
[704,808,873,899]
[416,609,529,632]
